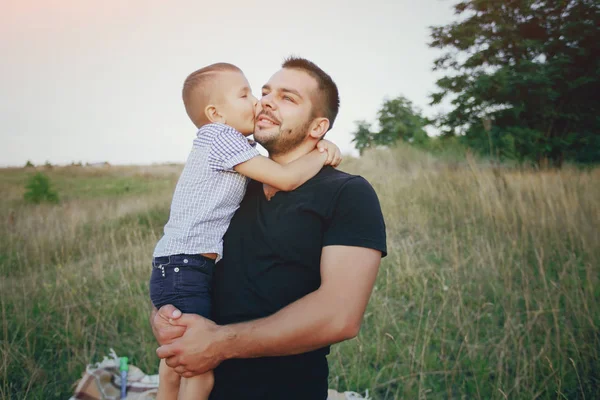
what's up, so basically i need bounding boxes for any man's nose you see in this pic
[260,92,276,110]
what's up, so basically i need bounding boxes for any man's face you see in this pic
[254,68,318,154]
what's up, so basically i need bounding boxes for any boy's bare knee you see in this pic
[164,368,182,385]
[194,371,214,391]
[181,371,214,399]
[203,371,215,389]
[159,361,181,386]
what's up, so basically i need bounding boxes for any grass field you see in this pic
[1,147,599,399]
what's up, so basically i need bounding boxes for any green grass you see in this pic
[1,152,598,399]
[1,166,175,204]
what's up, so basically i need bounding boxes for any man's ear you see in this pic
[205,105,226,124]
[308,117,330,140]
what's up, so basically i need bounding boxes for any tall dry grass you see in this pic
[1,150,598,399]
[1,166,179,398]
[334,147,599,398]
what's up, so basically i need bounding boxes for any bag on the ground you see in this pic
[70,349,369,399]
[69,349,158,400]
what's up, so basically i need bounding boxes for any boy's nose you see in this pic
[254,100,262,115]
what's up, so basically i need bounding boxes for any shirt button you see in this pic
[183,259,188,264]
[174,267,180,272]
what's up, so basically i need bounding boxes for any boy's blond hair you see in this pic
[182,63,241,128]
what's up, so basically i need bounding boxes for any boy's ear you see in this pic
[308,117,330,140]
[205,105,226,124]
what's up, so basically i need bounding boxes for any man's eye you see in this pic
[241,94,247,98]
[283,96,293,102]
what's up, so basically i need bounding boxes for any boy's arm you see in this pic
[233,150,326,191]
[209,124,342,191]
[234,138,341,191]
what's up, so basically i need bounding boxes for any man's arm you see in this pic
[156,245,381,377]
[223,245,381,356]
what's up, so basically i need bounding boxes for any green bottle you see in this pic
[120,357,129,399]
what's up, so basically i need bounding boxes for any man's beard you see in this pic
[256,118,312,156]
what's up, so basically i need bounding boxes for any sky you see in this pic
[0,0,456,166]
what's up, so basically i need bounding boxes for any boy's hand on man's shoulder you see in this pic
[317,139,342,167]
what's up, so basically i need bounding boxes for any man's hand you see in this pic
[150,305,185,346]
[156,314,230,378]
[316,139,342,167]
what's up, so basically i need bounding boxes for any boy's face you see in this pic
[217,71,257,135]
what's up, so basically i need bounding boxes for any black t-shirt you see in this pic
[210,166,387,400]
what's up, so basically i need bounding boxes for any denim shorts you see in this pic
[149,254,215,319]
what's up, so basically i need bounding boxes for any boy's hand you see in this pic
[150,305,186,346]
[263,183,279,201]
[317,139,342,167]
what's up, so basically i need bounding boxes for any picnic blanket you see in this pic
[70,349,370,399]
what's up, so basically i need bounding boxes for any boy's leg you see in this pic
[178,371,214,400]
[156,358,181,400]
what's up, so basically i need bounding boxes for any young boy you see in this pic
[149,63,341,400]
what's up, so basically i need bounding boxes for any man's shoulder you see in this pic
[311,167,374,193]
[244,167,376,203]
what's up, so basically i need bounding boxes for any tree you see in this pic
[352,96,429,154]
[377,96,429,146]
[351,120,375,155]
[430,0,600,166]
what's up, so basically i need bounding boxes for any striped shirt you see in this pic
[153,123,260,261]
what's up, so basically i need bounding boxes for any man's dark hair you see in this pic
[282,56,340,131]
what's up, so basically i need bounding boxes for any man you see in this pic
[151,57,387,399]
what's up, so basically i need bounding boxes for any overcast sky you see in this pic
[0,0,456,166]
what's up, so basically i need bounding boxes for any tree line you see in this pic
[353,0,599,166]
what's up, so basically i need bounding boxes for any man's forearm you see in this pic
[219,287,358,360]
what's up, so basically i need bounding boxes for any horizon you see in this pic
[1,0,454,167]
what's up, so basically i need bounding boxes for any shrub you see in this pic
[24,173,59,204]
